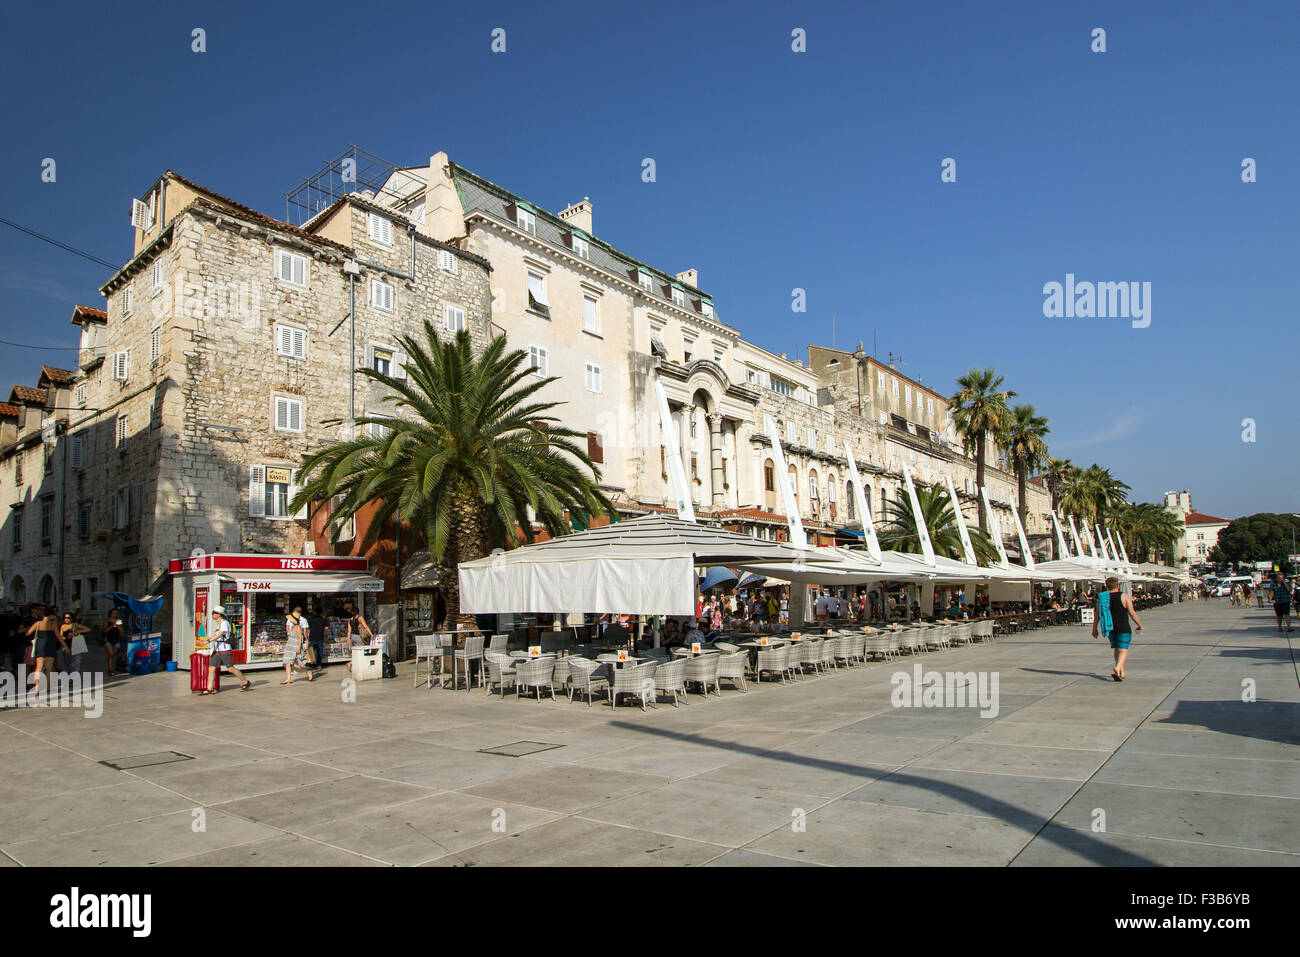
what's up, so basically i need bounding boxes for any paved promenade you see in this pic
[1,601,1295,866]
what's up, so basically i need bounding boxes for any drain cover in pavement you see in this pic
[101,751,195,771]
[479,741,562,757]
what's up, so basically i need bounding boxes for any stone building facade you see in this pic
[0,171,492,632]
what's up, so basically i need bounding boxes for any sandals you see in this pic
[240,681,252,692]
[1110,670,1122,682]
[281,679,293,685]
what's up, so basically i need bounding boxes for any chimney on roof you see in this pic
[676,268,699,288]
[559,197,592,234]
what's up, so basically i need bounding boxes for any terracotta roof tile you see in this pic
[0,403,19,418]
[1184,511,1228,525]
[9,385,47,405]
[39,366,76,385]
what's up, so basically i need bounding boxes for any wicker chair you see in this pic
[483,652,517,697]
[829,636,855,669]
[566,658,610,706]
[755,646,786,683]
[846,633,867,664]
[551,656,572,696]
[413,634,439,688]
[453,635,485,689]
[653,656,688,707]
[611,661,658,711]
[684,653,721,697]
[780,642,800,681]
[951,622,973,647]
[515,657,556,701]
[488,634,509,655]
[715,641,740,653]
[798,639,823,675]
[865,634,892,660]
[716,649,749,692]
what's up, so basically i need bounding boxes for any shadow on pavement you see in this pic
[609,720,1158,866]
[1150,700,1300,747]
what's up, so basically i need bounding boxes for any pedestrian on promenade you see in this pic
[1268,573,1292,634]
[60,613,92,675]
[345,603,373,673]
[205,607,251,693]
[306,606,327,669]
[24,605,63,695]
[1092,576,1143,681]
[103,610,124,678]
[281,605,315,684]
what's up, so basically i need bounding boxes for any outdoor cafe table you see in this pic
[596,654,650,669]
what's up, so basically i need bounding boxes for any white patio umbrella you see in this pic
[457,514,835,616]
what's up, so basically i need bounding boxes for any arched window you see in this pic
[39,575,56,607]
[808,469,820,509]
[763,458,775,492]
[788,465,799,500]
[8,576,26,605]
[846,480,856,521]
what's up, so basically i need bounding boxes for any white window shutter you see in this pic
[135,482,144,521]
[131,198,150,229]
[293,255,305,286]
[290,469,308,520]
[70,435,84,469]
[293,328,306,359]
[438,249,456,273]
[289,400,302,433]
[364,344,375,369]
[277,325,292,356]
[151,260,163,291]
[249,465,266,517]
[391,351,408,379]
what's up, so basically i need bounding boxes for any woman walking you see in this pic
[205,607,251,694]
[281,605,315,684]
[102,610,124,677]
[60,613,92,675]
[1091,576,1143,681]
[24,605,63,697]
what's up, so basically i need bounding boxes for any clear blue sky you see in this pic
[2,0,1297,519]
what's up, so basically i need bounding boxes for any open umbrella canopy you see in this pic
[458,514,834,616]
[700,566,739,591]
[736,571,768,589]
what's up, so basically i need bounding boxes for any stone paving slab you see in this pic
[1,601,1295,866]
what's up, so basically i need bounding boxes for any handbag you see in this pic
[305,645,319,666]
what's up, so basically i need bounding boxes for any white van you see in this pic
[1213,576,1253,597]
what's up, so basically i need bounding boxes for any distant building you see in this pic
[1164,490,1229,564]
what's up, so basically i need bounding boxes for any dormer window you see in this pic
[571,235,589,259]
[638,270,654,292]
[671,287,685,307]
[700,301,714,318]
[516,207,536,235]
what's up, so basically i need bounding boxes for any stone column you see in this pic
[708,413,725,507]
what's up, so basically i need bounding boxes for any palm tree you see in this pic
[1003,404,1050,532]
[877,482,1001,564]
[1044,456,1074,558]
[291,324,613,628]
[949,368,1017,532]
[1078,464,1130,526]
[1112,502,1183,564]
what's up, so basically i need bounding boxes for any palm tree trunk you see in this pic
[447,483,487,630]
[1017,466,1028,535]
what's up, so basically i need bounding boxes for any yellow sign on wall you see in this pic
[266,467,292,485]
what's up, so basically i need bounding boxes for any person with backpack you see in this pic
[305,606,328,669]
[1268,573,1293,634]
[204,607,252,693]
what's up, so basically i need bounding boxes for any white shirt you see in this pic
[814,596,829,616]
[211,618,232,652]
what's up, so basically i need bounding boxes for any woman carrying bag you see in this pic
[281,605,315,684]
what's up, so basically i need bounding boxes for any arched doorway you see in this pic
[39,575,57,607]
[8,576,26,604]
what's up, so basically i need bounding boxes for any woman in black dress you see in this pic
[103,610,124,677]
[24,604,64,693]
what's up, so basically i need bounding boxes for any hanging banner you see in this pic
[764,414,806,549]
[1051,510,1072,559]
[1068,515,1085,557]
[980,486,1010,567]
[842,440,881,561]
[942,473,977,565]
[1011,503,1036,570]
[901,464,935,565]
[654,380,695,523]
